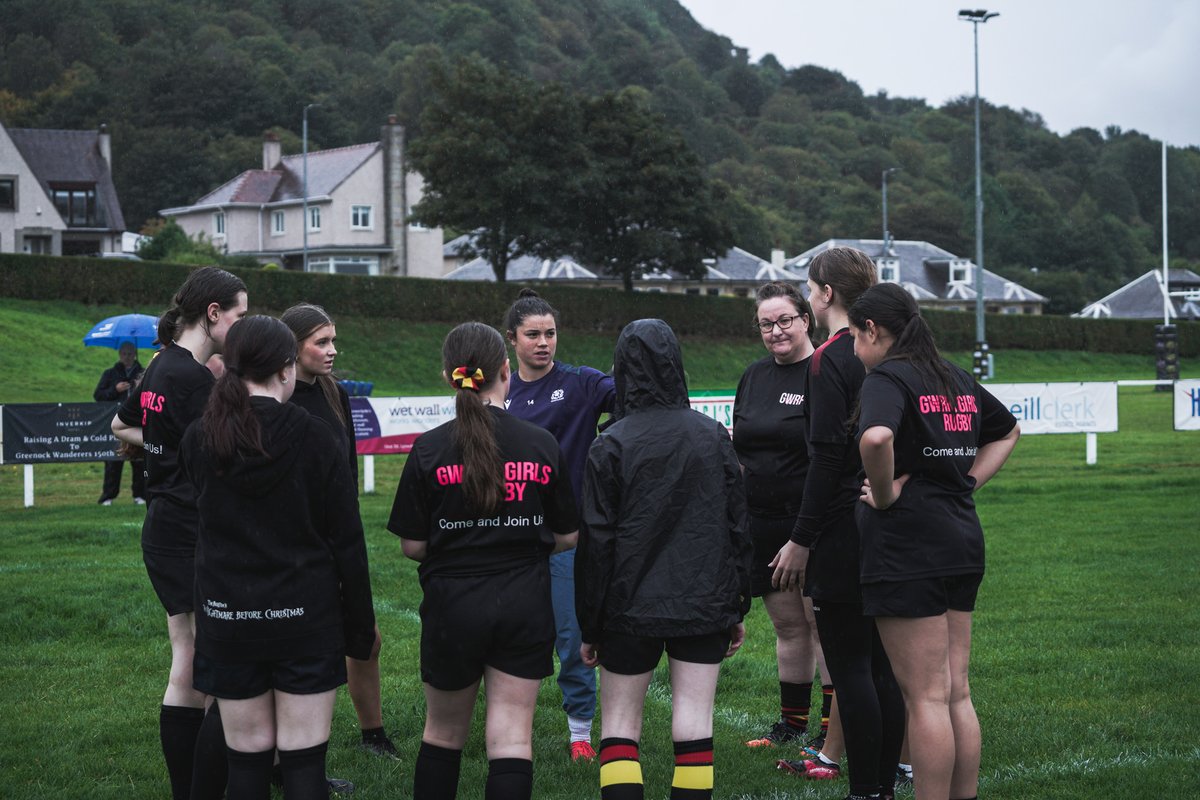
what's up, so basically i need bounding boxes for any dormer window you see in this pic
[949,259,972,284]
[52,185,97,227]
[877,258,900,284]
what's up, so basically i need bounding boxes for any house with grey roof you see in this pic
[441,239,801,296]
[0,121,126,256]
[161,116,442,277]
[788,239,1047,314]
[1075,269,1200,320]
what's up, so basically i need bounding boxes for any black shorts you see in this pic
[142,499,198,615]
[599,630,731,675]
[862,573,984,618]
[749,514,794,597]
[143,550,195,616]
[420,561,555,691]
[192,651,346,699]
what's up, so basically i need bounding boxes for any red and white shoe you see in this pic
[569,740,597,762]
[777,757,842,780]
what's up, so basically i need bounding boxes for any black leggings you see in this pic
[813,600,905,796]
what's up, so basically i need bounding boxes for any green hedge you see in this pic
[2,253,1195,356]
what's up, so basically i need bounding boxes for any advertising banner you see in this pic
[350,396,457,454]
[985,382,1118,434]
[1,402,122,464]
[1174,380,1200,431]
[689,392,735,430]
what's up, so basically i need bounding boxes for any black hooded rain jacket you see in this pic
[575,319,751,644]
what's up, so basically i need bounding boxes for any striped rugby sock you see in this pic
[670,737,713,800]
[820,685,835,734]
[780,680,813,733]
[599,738,643,800]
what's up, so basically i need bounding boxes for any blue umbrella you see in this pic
[83,313,161,350]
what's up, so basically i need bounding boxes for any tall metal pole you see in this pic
[882,167,900,253]
[960,9,998,379]
[302,102,320,272]
[1162,140,1170,326]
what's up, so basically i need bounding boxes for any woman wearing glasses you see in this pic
[733,282,842,779]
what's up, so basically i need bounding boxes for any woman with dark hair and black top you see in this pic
[112,266,247,800]
[281,303,395,760]
[388,322,579,800]
[180,315,375,800]
[503,288,616,761]
[734,281,844,779]
[769,247,905,800]
[576,319,752,800]
[850,283,1019,800]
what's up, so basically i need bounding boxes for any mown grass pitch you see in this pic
[2,297,1198,796]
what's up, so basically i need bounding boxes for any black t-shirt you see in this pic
[388,406,579,581]
[855,358,1017,583]
[117,344,214,534]
[732,355,811,518]
[805,329,866,516]
[289,379,358,490]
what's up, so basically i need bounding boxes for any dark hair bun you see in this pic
[517,288,541,299]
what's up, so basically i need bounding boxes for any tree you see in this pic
[407,58,585,282]
[560,90,734,291]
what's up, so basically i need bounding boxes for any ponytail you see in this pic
[442,322,508,515]
[849,283,960,404]
[202,316,296,469]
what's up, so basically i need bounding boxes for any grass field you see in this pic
[2,298,1198,797]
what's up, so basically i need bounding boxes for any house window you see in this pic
[308,206,321,232]
[271,211,285,235]
[52,186,97,227]
[877,258,900,283]
[949,260,971,284]
[351,205,373,230]
[734,288,750,298]
[706,288,720,296]
[214,212,226,236]
[306,255,380,276]
[685,288,700,295]
[0,178,14,210]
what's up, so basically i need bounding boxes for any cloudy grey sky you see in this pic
[678,0,1199,148]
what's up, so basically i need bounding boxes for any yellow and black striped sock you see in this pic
[599,738,643,800]
[780,680,812,733]
[670,737,713,800]
[820,685,835,734]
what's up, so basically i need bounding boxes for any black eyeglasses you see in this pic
[755,314,798,333]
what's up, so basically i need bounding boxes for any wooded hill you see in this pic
[2,0,1197,313]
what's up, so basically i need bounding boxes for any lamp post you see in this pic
[959,8,998,379]
[302,102,321,272]
[882,167,901,254]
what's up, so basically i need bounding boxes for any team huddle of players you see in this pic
[113,245,1019,800]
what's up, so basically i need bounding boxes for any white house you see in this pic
[161,116,442,277]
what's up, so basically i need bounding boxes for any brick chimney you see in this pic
[262,131,282,170]
[382,114,407,276]
[98,124,111,170]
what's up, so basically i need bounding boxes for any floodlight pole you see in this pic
[960,8,999,379]
[882,167,901,253]
[302,102,321,272]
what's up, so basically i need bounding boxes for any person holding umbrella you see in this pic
[94,340,146,505]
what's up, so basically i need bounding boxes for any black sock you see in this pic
[599,738,643,800]
[780,681,812,732]
[159,704,204,800]
[278,741,329,800]
[189,701,228,800]
[414,741,463,800]
[362,725,388,743]
[225,746,274,800]
[485,757,533,800]
[951,797,978,800]
[670,737,713,800]
[819,684,834,734]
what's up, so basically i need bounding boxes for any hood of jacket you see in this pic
[213,397,311,496]
[612,319,688,418]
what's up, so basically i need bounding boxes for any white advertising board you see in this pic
[985,382,1119,435]
[1174,380,1200,431]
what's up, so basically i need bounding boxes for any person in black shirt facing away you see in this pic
[282,303,394,761]
[850,284,1019,800]
[576,319,752,800]
[733,282,843,778]
[770,247,905,800]
[95,340,146,504]
[112,266,247,800]
[179,315,375,800]
[388,322,579,800]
